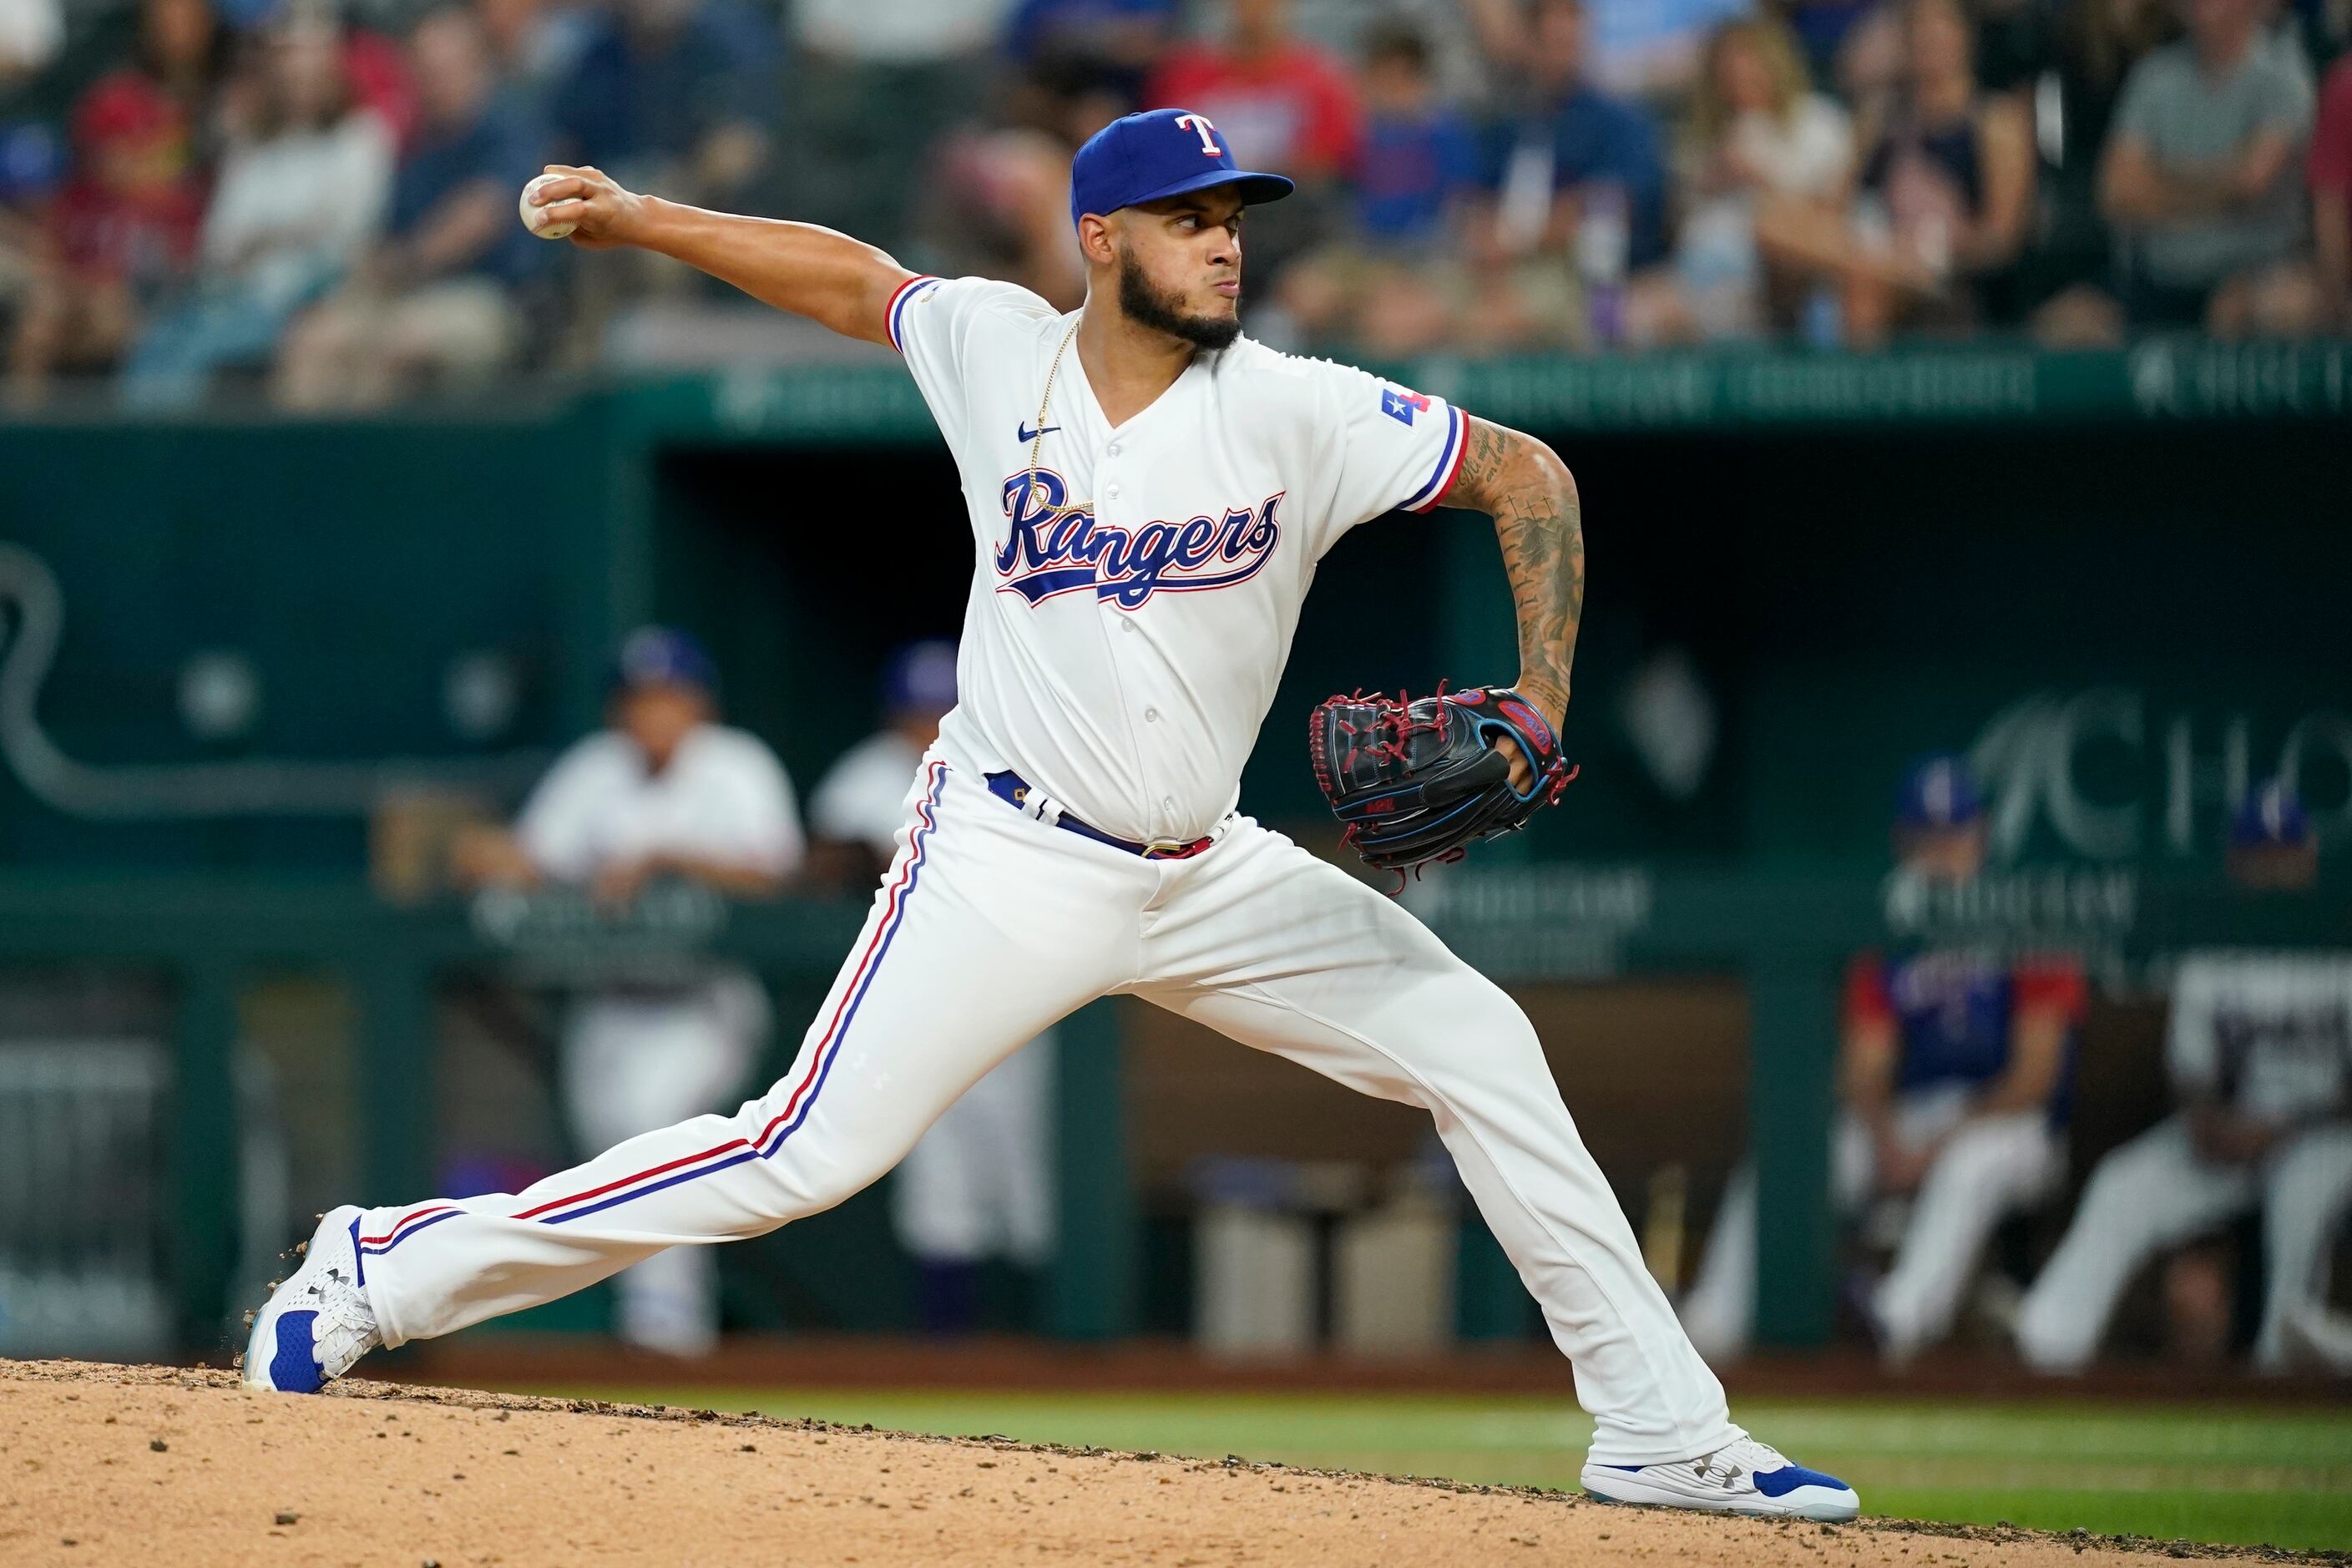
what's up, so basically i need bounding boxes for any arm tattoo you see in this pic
[1447,416,1584,712]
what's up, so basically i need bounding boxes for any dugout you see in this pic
[0,338,2346,1355]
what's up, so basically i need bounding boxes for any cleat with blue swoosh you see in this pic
[1582,1436,1859,1521]
[240,1206,381,1393]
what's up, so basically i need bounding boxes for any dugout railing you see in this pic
[1,868,2343,1357]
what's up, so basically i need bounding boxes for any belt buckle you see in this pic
[1141,838,1192,860]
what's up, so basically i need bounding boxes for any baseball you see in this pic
[519,173,574,240]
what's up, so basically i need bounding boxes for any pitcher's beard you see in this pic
[1118,252,1242,351]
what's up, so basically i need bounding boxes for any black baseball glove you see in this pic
[1308,684,1577,875]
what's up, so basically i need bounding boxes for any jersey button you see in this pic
[1144,708,1161,722]
[1106,483,1122,499]
[1107,443,1122,457]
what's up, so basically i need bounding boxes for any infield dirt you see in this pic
[0,1359,2330,1566]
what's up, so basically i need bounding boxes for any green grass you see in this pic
[518,1385,2352,1552]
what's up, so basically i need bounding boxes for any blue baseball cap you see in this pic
[882,639,958,716]
[1896,755,1984,832]
[609,625,717,695]
[2230,779,2312,849]
[1069,108,1295,230]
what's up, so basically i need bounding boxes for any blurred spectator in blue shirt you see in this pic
[1004,0,1173,99]
[0,120,63,368]
[478,0,598,116]
[1446,0,1666,352]
[1353,22,1482,253]
[1475,0,1668,269]
[274,3,547,409]
[554,0,776,210]
[1276,19,1480,355]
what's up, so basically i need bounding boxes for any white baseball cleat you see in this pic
[240,1205,382,1393]
[1582,1435,1860,1521]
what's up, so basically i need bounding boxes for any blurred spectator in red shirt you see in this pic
[1276,18,1479,356]
[6,0,220,406]
[123,8,392,408]
[1145,0,1361,181]
[1143,0,1359,285]
[2308,53,2352,330]
[340,25,420,148]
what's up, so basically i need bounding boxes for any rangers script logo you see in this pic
[994,468,1284,610]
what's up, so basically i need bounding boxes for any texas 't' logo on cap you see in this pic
[1068,108,1296,230]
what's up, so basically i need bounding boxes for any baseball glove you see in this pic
[1308,684,1577,875]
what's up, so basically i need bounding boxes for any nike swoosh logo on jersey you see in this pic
[1017,422,1062,443]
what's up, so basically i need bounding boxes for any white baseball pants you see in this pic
[891,1029,1055,1266]
[560,974,766,1356]
[1681,1086,2062,1363]
[352,752,1739,1464]
[2015,1115,2352,1372]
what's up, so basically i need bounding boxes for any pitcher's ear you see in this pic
[1075,211,1119,268]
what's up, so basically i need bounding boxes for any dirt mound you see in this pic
[0,1359,2327,1566]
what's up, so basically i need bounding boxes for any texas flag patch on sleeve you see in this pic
[1380,387,1429,426]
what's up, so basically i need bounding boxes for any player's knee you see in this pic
[1927,1120,2024,1186]
[1454,987,1551,1090]
[2070,1156,2134,1218]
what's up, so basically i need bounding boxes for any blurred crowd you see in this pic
[2,0,2348,407]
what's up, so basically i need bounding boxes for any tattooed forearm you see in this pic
[1445,416,1584,718]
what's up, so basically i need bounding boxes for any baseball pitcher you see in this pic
[246,108,1856,1520]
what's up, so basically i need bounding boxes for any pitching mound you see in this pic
[0,1359,2324,1566]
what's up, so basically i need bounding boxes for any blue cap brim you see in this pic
[1095,166,1294,219]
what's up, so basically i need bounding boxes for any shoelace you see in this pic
[307,1268,382,1376]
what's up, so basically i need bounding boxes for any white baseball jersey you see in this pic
[2167,951,2352,1124]
[887,274,1470,845]
[518,722,805,882]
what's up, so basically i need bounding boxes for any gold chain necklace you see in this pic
[1022,316,1082,511]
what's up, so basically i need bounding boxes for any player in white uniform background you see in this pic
[249,108,1856,1521]
[811,640,1056,1329]
[2016,784,2352,1373]
[450,627,804,1356]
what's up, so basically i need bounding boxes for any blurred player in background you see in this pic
[2017,782,2352,1373]
[453,625,803,1355]
[1681,756,2085,1363]
[810,640,1055,1332]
